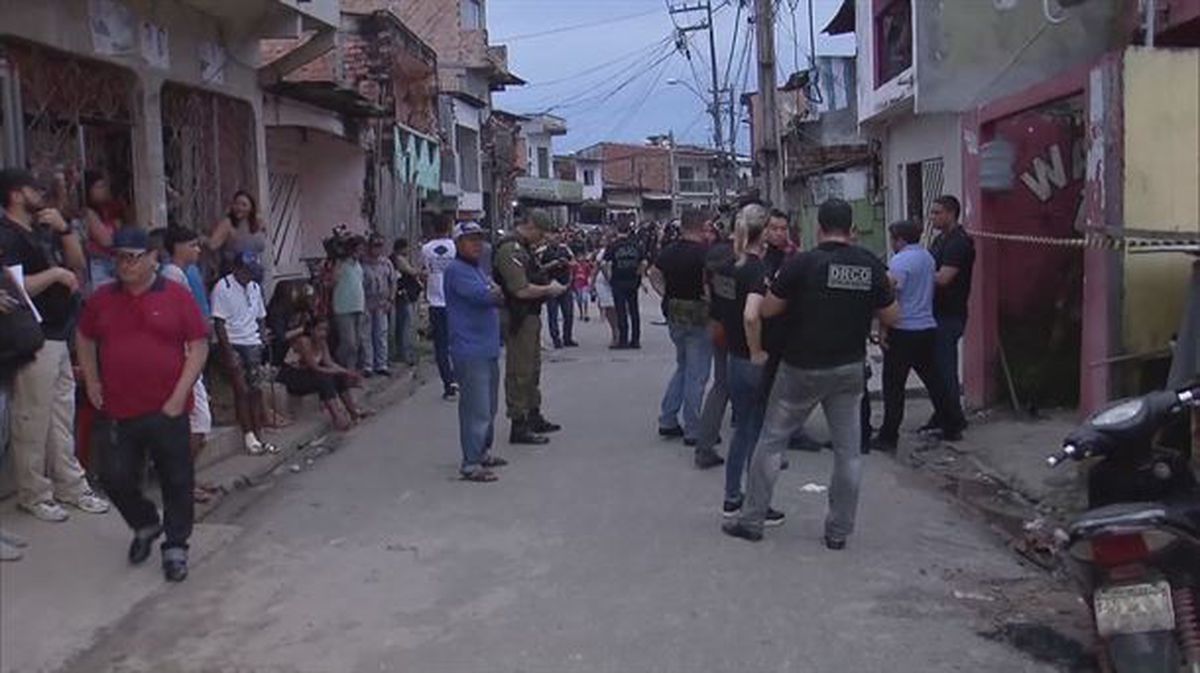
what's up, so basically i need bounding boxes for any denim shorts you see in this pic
[232,344,266,389]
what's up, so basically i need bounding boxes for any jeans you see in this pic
[934,315,966,406]
[659,322,713,440]
[741,361,865,540]
[725,356,766,502]
[333,312,365,370]
[612,285,641,346]
[454,355,499,473]
[392,302,415,364]
[363,307,390,371]
[99,413,193,549]
[879,328,966,441]
[545,291,575,346]
[696,341,729,453]
[574,287,590,316]
[429,307,456,390]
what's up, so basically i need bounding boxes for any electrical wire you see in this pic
[606,48,676,139]
[524,39,677,113]
[493,8,664,42]
[518,35,676,89]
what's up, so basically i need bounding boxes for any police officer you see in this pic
[723,198,899,550]
[494,209,569,445]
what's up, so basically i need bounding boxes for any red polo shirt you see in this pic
[78,276,209,420]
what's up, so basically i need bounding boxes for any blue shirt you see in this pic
[184,264,211,318]
[445,257,500,360]
[888,244,937,330]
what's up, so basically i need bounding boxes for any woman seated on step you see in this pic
[277,316,369,430]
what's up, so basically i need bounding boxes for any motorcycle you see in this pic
[1047,384,1200,673]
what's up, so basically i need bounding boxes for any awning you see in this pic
[823,0,855,35]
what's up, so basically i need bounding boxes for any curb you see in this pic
[193,364,429,522]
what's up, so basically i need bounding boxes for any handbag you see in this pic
[0,269,45,374]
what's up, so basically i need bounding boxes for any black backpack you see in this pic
[0,268,45,376]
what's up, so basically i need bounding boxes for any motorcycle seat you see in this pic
[1069,501,1200,540]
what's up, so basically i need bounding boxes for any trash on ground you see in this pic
[799,483,828,494]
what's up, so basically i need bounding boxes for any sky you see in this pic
[488,0,855,154]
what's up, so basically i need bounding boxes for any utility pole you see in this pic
[669,1,727,205]
[754,0,782,206]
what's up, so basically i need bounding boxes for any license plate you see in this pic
[1094,581,1176,636]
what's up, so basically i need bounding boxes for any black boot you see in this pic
[510,417,550,445]
[528,409,562,433]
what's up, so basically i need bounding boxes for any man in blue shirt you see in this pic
[875,220,966,451]
[444,222,508,482]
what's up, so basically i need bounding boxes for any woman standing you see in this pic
[208,190,267,281]
[390,238,422,366]
[592,235,618,347]
[83,171,122,288]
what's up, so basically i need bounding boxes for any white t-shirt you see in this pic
[210,274,266,346]
[421,237,456,307]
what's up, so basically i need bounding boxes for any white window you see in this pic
[461,0,484,30]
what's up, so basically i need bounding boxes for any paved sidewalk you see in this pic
[0,368,423,673]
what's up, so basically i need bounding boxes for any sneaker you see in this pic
[694,449,724,470]
[824,535,847,551]
[0,539,22,562]
[722,499,743,517]
[764,508,786,527]
[375,369,392,378]
[20,500,69,523]
[0,529,29,548]
[658,425,684,439]
[442,384,459,401]
[564,340,580,347]
[721,520,763,542]
[64,490,110,514]
[162,547,189,582]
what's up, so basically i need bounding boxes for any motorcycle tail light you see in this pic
[1091,534,1150,568]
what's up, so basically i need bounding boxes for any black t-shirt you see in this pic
[654,239,708,301]
[712,254,767,359]
[705,241,736,321]
[604,236,645,289]
[538,243,573,285]
[764,244,788,278]
[0,216,75,340]
[770,241,894,369]
[929,226,975,319]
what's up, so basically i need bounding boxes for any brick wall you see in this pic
[600,143,671,193]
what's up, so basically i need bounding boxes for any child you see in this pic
[572,254,593,322]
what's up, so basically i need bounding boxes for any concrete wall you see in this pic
[0,0,269,230]
[915,0,1121,114]
[878,112,962,222]
[1121,47,1200,356]
[266,127,367,261]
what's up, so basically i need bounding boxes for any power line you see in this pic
[523,40,677,113]
[493,8,663,42]
[518,34,675,90]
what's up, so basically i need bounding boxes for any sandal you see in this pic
[480,455,508,468]
[460,469,498,483]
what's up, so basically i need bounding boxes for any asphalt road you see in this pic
[58,307,1063,673]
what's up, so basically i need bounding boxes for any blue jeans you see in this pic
[430,307,456,390]
[392,302,415,364]
[454,355,499,474]
[612,285,641,346]
[545,291,574,345]
[934,315,966,405]
[659,322,713,440]
[364,308,390,372]
[725,356,766,502]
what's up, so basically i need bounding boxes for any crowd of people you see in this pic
[0,167,431,576]
[1,158,975,574]
[436,196,975,554]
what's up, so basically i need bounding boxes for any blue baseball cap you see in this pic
[112,227,150,252]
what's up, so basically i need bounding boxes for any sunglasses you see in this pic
[115,250,152,264]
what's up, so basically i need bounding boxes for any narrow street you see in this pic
[56,306,1075,673]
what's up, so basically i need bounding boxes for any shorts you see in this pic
[232,344,267,390]
[189,375,212,435]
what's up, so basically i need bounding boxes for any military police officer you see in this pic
[494,209,569,444]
